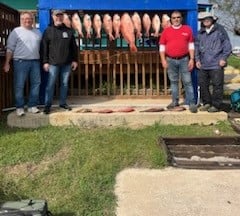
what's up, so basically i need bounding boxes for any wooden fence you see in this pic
[0,3,19,115]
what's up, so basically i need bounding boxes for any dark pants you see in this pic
[198,69,224,109]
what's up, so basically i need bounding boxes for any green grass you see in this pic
[0,114,237,215]
[228,54,240,69]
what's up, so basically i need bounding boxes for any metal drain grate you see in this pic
[159,136,240,169]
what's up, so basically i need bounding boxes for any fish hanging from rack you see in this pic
[142,13,151,37]
[120,13,137,52]
[93,14,102,38]
[131,12,142,39]
[103,13,115,41]
[63,13,71,28]
[151,14,161,37]
[83,14,92,39]
[113,14,121,39]
[161,14,171,29]
[71,12,83,38]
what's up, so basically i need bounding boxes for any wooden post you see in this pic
[149,52,153,95]
[107,51,110,96]
[92,51,96,96]
[127,53,130,95]
[78,52,82,96]
[113,51,117,95]
[164,68,167,95]
[156,51,160,96]
[120,54,123,96]
[134,53,138,95]
[99,52,103,96]
[142,52,146,95]
[84,51,89,96]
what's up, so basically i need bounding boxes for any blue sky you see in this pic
[198,0,210,3]
[228,32,239,47]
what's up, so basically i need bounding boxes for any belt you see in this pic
[14,59,39,61]
[167,54,189,60]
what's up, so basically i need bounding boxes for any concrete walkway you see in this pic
[115,168,240,216]
[7,98,228,128]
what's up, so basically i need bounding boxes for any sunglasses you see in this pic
[171,16,181,19]
[55,14,64,17]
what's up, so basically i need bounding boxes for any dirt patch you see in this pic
[1,146,71,178]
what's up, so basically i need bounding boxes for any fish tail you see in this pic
[130,44,137,52]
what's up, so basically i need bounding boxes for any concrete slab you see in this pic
[7,98,228,128]
[115,168,240,216]
[7,112,49,128]
[49,109,227,128]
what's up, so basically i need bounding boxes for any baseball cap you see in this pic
[52,10,65,16]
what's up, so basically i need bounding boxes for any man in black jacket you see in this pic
[41,10,78,114]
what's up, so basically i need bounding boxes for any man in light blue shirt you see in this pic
[3,11,42,116]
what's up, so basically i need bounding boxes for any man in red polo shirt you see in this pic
[159,10,197,113]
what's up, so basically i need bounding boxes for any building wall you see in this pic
[0,0,37,10]
[0,0,38,27]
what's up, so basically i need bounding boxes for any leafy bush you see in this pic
[228,54,240,69]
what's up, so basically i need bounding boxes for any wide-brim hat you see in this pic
[198,11,218,21]
[52,10,65,16]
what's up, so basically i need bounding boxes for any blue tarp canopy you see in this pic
[38,0,197,11]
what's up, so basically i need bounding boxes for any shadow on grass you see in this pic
[54,213,76,216]
[0,188,26,204]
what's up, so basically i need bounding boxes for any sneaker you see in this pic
[189,104,198,113]
[16,108,25,117]
[43,106,51,114]
[28,106,40,114]
[208,106,219,113]
[59,104,72,111]
[199,104,211,111]
[167,102,179,109]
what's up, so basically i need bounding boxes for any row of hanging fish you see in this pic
[64,12,171,52]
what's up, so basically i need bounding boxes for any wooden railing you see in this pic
[64,50,170,98]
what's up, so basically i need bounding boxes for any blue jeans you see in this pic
[45,64,71,107]
[13,59,41,108]
[167,56,195,105]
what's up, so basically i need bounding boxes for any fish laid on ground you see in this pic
[140,107,165,112]
[161,14,171,29]
[63,13,71,28]
[142,13,151,37]
[93,14,102,38]
[116,107,135,112]
[120,13,137,52]
[71,13,83,37]
[83,14,92,38]
[151,14,161,37]
[131,12,142,39]
[113,14,121,39]
[103,14,115,41]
